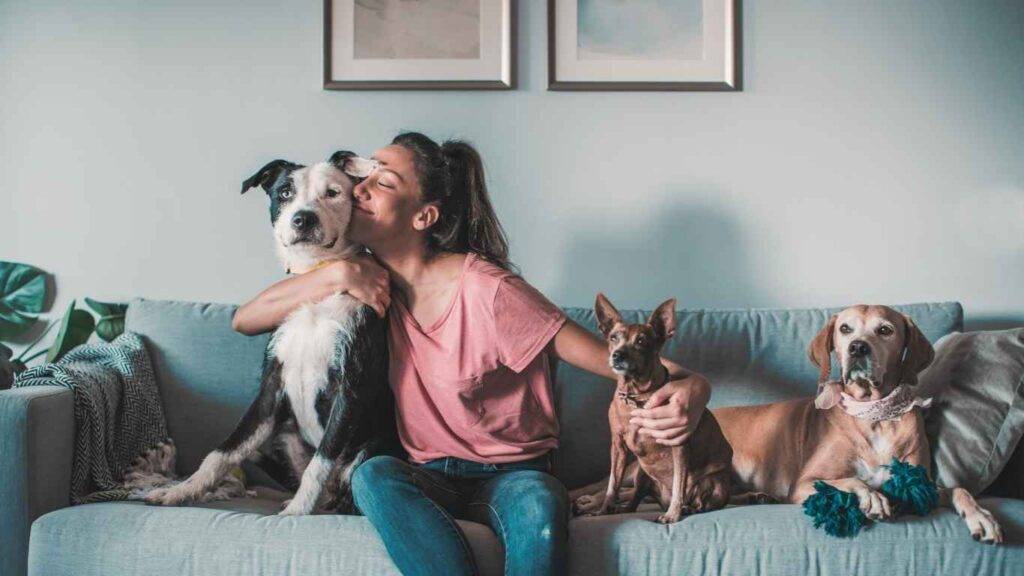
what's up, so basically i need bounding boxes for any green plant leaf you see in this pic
[84,298,128,342]
[84,298,126,317]
[46,301,95,363]
[0,262,47,336]
[0,301,31,326]
[84,295,126,340]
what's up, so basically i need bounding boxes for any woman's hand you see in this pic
[333,254,391,318]
[629,372,710,446]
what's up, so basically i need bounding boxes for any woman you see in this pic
[232,133,710,576]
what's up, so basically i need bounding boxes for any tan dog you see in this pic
[575,305,1003,543]
[576,294,733,524]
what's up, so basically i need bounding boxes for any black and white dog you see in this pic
[147,151,399,515]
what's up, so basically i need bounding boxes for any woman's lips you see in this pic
[354,204,373,215]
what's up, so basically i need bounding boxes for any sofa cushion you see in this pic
[554,302,963,489]
[568,499,1024,576]
[34,496,1018,576]
[125,299,269,474]
[919,329,1024,494]
[29,497,504,576]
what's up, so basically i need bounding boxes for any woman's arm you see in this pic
[232,255,391,335]
[548,318,710,446]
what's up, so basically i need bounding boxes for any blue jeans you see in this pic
[351,453,569,576]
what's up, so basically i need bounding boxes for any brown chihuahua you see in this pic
[582,294,733,523]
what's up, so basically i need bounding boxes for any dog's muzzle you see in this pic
[610,350,630,373]
[844,357,878,386]
[288,210,327,245]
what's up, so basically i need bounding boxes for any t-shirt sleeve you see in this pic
[492,276,567,373]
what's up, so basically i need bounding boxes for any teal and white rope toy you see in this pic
[802,459,939,537]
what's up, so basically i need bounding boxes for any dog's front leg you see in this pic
[591,434,628,516]
[904,447,1003,544]
[280,391,366,516]
[938,487,1003,544]
[147,361,283,506]
[657,446,688,524]
[620,462,651,513]
[791,477,892,521]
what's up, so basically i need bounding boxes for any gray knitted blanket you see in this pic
[14,332,249,504]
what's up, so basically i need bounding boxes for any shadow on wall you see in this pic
[550,193,762,310]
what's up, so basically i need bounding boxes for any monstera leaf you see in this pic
[84,298,128,342]
[0,261,48,337]
[45,300,95,363]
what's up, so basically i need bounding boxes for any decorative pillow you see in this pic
[918,329,1024,494]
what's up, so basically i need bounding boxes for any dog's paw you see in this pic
[145,485,191,506]
[572,494,603,516]
[278,497,316,517]
[964,506,1003,544]
[279,501,312,517]
[656,512,682,524]
[856,488,892,521]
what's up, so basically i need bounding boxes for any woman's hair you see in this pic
[391,131,514,271]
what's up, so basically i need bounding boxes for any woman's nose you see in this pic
[352,181,370,201]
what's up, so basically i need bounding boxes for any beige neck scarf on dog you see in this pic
[839,384,932,422]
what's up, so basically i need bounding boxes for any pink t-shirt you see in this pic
[387,253,567,464]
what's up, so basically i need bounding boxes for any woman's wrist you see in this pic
[323,260,353,294]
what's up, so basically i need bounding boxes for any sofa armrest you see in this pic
[0,386,74,576]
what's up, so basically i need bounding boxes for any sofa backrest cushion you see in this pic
[126,298,962,486]
[126,299,269,474]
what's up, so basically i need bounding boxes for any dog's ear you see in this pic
[647,298,677,343]
[808,314,837,383]
[814,381,843,410]
[241,159,299,195]
[899,314,935,386]
[329,150,378,179]
[594,293,623,337]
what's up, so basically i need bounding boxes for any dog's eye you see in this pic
[839,324,852,335]
[326,188,340,198]
[279,188,293,199]
[878,325,894,336]
[635,336,647,347]
[610,334,619,343]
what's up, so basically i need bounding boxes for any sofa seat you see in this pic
[27,491,504,576]
[30,493,1024,576]
[568,499,1024,575]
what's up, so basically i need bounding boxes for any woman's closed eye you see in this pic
[376,178,394,189]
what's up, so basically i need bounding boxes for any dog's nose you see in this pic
[611,350,626,363]
[848,340,870,358]
[291,210,317,232]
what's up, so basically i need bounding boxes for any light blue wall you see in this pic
[2,0,1022,350]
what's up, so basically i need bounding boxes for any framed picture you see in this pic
[548,0,741,91]
[324,0,516,90]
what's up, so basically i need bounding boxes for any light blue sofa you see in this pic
[3,299,1022,575]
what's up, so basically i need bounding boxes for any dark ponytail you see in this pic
[391,132,514,272]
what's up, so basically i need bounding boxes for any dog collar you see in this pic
[616,389,644,408]
[615,365,668,409]
[839,384,932,422]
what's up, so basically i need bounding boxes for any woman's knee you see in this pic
[351,455,408,499]
[498,472,569,531]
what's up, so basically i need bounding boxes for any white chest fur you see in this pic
[271,293,362,447]
[854,430,895,489]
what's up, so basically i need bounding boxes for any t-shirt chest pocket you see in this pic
[429,361,493,425]
[428,363,539,435]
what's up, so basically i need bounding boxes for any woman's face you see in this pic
[348,144,424,249]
